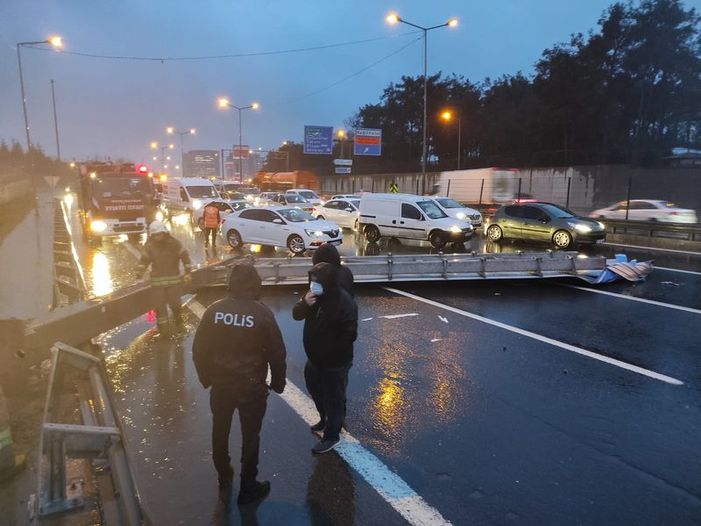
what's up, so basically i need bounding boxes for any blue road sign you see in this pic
[353,128,382,156]
[304,125,333,155]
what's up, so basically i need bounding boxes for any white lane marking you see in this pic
[186,300,451,526]
[656,266,701,276]
[383,287,684,386]
[430,338,442,343]
[438,316,449,324]
[123,241,143,260]
[361,317,374,322]
[379,313,418,320]
[560,284,701,316]
[603,242,701,256]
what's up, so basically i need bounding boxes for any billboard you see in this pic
[304,125,333,155]
[353,128,382,156]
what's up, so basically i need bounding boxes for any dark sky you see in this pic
[2,0,698,165]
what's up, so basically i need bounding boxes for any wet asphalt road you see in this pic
[61,198,701,525]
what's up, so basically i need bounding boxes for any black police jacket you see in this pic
[192,296,287,397]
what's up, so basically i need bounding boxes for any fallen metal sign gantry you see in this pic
[194,251,607,287]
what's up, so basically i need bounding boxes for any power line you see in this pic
[25,32,420,62]
[275,36,422,106]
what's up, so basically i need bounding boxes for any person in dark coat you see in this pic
[311,243,354,296]
[292,262,357,454]
[193,262,287,504]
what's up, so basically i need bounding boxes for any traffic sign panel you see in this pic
[304,125,333,155]
[333,159,353,166]
[335,167,352,174]
[353,128,382,156]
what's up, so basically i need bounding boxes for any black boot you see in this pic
[237,480,271,505]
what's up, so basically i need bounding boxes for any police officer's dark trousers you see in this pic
[210,385,267,486]
[304,361,350,441]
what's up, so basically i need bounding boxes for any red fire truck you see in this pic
[78,163,157,245]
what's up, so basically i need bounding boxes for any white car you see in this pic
[286,188,323,207]
[331,194,361,200]
[192,199,233,229]
[590,200,697,224]
[221,205,342,254]
[313,197,360,229]
[431,197,483,226]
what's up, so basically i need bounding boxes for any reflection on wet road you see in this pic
[58,194,701,524]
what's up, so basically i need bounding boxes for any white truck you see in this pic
[161,177,222,217]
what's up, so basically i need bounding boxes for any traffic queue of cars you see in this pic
[161,177,696,254]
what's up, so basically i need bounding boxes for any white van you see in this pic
[358,193,474,248]
[163,177,222,215]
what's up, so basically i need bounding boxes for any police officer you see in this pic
[202,200,221,248]
[138,221,192,333]
[192,262,287,504]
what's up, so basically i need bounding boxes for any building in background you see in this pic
[221,148,264,181]
[183,150,220,179]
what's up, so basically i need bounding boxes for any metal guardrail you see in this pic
[193,251,607,287]
[603,219,701,243]
[33,342,149,525]
[52,199,86,308]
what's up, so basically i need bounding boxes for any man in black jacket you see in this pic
[311,243,354,296]
[192,262,286,504]
[292,262,358,454]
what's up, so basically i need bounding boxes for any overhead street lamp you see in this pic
[218,97,259,182]
[336,129,348,159]
[440,109,462,170]
[166,126,196,176]
[149,141,174,172]
[16,35,64,150]
[386,13,457,174]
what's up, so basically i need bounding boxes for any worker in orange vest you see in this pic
[203,201,221,248]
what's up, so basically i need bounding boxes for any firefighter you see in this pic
[139,221,192,333]
[203,201,221,248]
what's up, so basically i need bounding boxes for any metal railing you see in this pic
[193,251,607,287]
[33,342,150,525]
[52,199,86,308]
[603,219,701,244]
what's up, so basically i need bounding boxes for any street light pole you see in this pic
[218,98,259,183]
[16,37,64,150]
[166,127,196,176]
[386,14,457,175]
[50,80,61,161]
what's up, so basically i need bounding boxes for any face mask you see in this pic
[310,281,324,296]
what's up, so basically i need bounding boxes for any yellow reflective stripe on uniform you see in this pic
[150,275,183,286]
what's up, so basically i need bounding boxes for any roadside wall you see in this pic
[321,165,701,214]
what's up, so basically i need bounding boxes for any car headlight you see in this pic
[155,210,164,222]
[449,225,462,233]
[90,220,107,233]
[571,223,592,233]
[305,229,324,237]
[456,212,467,220]
[192,199,202,210]
[597,221,605,229]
